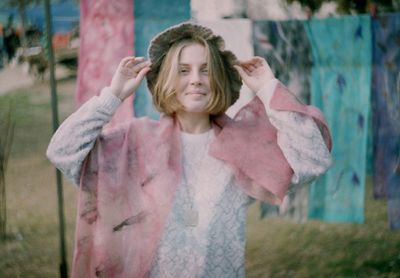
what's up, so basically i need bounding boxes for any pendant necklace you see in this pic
[182,130,211,227]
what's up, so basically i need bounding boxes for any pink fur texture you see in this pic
[72,82,331,277]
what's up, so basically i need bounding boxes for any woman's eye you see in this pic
[179,69,189,74]
[201,68,208,74]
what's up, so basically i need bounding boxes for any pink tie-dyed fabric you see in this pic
[76,0,134,127]
[72,83,332,277]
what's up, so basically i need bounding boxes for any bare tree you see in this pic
[0,104,15,240]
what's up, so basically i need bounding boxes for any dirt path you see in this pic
[0,65,35,95]
[0,64,73,96]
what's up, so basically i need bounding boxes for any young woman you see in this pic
[47,23,332,277]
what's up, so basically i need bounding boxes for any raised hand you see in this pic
[234,57,275,93]
[110,56,151,100]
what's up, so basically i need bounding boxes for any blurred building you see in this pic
[192,0,337,20]
[0,0,79,33]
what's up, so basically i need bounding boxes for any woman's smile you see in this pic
[187,90,207,96]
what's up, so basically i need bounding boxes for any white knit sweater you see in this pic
[149,130,250,277]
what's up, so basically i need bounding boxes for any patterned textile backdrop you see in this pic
[372,13,400,230]
[306,15,372,224]
[75,0,134,127]
[253,20,312,223]
[133,0,190,119]
[253,20,312,103]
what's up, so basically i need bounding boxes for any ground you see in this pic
[0,66,399,277]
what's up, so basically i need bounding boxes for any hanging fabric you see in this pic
[372,13,400,230]
[75,0,134,127]
[133,0,190,119]
[253,20,312,103]
[306,15,372,224]
[253,20,312,223]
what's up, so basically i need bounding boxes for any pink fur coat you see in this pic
[72,82,331,277]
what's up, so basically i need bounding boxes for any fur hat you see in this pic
[146,22,242,106]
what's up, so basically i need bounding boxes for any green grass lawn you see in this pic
[0,78,399,277]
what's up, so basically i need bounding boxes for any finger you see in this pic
[240,63,253,74]
[241,65,252,75]
[240,58,258,65]
[233,65,247,79]
[247,64,257,71]
[125,59,135,68]
[125,57,145,68]
[121,56,135,67]
[242,60,266,73]
[250,57,262,67]
[132,57,145,64]
[132,61,151,73]
[240,60,257,71]
[238,61,251,70]
[242,57,265,68]
[251,56,264,63]
[254,56,270,68]
[136,66,152,80]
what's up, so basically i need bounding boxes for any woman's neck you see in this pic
[176,111,211,134]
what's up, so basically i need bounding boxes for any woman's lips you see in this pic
[187,91,206,95]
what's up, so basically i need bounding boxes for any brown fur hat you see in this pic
[146,22,242,106]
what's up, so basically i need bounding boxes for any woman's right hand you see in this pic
[110,56,151,101]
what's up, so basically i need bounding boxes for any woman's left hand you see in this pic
[234,57,275,93]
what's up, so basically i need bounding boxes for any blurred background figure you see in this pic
[3,15,20,66]
[0,23,4,69]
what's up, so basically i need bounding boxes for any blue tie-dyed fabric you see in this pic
[133,0,190,119]
[306,15,372,224]
[253,20,312,222]
[372,13,400,230]
[253,20,312,103]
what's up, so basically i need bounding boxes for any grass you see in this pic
[0,77,399,277]
[0,78,77,277]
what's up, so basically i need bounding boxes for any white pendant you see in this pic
[183,209,199,227]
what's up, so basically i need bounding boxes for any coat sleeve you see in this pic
[210,79,332,204]
[256,79,332,186]
[46,87,122,185]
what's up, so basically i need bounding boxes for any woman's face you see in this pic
[175,43,211,114]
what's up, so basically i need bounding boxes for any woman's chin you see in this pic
[181,105,208,114]
[187,110,208,114]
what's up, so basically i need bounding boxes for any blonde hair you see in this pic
[152,38,235,116]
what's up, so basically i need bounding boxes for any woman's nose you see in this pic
[189,71,202,85]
